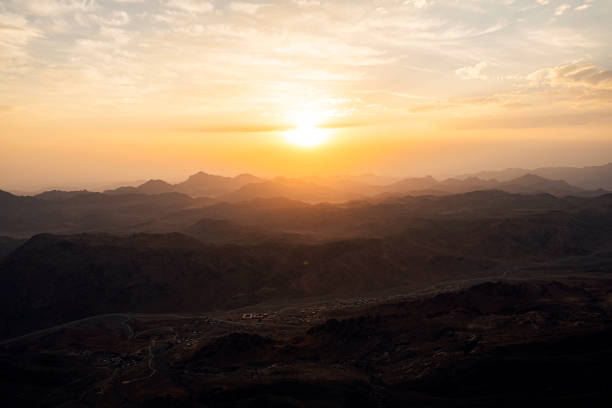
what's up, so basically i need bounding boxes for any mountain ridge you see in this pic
[457,162,612,190]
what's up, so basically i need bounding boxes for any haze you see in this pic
[1,0,611,191]
[3,2,612,404]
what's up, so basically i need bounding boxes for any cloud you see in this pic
[555,4,572,16]
[439,111,612,130]
[90,10,130,26]
[104,10,130,25]
[184,123,290,133]
[165,0,214,13]
[99,27,131,44]
[15,0,96,17]
[455,61,488,80]
[294,0,320,6]
[527,62,612,90]
[0,12,41,70]
[404,0,432,8]
[536,0,549,5]
[0,0,610,134]
[230,2,266,14]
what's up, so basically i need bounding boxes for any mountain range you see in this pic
[2,163,612,406]
[2,189,612,339]
[457,162,612,190]
[10,162,610,208]
[104,172,263,197]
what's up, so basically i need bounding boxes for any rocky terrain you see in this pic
[2,190,612,339]
[1,278,611,407]
[1,167,612,406]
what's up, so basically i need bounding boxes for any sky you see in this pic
[0,0,611,191]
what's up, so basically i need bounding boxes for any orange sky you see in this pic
[1,0,611,191]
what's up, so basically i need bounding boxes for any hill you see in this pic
[2,191,612,339]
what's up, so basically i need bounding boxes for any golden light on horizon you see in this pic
[284,110,332,148]
[0,0,610,191]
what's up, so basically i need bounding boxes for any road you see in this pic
[0,313,133,346]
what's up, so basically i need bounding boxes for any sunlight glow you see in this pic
[284,110,331,148]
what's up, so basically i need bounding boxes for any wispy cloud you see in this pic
[527,62,612,90]
[0,0,610,132]
[229,2,267,14]
[404,0,432,9]
[439,111,612,130]
[0,11,41,72]
[555,4,572,16]
[14,0,97,16]
[456,62,489,80]
[165,0,214,13]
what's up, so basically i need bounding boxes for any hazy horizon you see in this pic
[1,0,611,191]
[2,158,612,194]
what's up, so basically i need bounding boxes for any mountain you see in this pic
[534,162,612,190]
[385,175,439,192]
[3,180,610,240]
[42,168,608,206]
[175,171,263,197]
[296,174,399,195]
[232,172,263,185]
[458,162,612,190]
[0,189,36,206]
[0,191,203,237]
[104,179,177,195]
[3,190,612,339]
[104,172,264,198]
[3,167,612,406]
[219,177,359,203]
[0,232,474,338]
[497,174,581,195]
[34,190,94,201]
[0,236,25,262]
[185,218,313,244]
[383,174,592,197]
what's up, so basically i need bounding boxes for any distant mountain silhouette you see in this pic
[219,177,359,203]
[105,179,178,195]
[34,190,94,201]
[498,174,579,195]
[458,162,612,190]
[104,172,264,197]
[24,168,607,211]
[386,175,438,192]
[384,174,595,197]
[0,189,40,209]
[175,171,263,197]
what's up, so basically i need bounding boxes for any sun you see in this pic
[285,126,330,148]
[284,110,331,148]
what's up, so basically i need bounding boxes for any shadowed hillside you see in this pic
[2,279,611,407]
[2,189,612,340]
